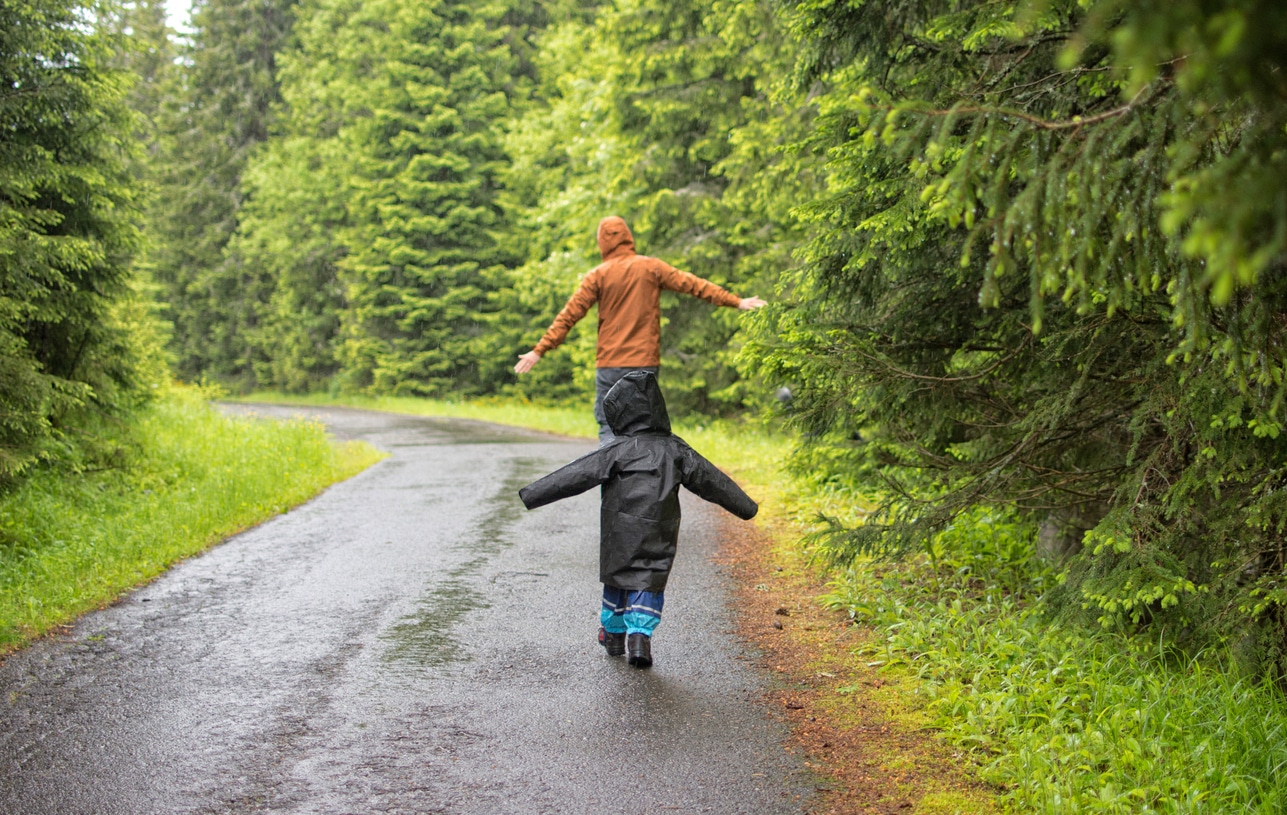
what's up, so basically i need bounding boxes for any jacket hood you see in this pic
[596,216,636,260]
[603,371,671,436]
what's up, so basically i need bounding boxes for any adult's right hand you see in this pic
[514,351,542,374]
[738,296,767,310]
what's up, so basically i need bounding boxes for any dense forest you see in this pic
[6,0,1287,669]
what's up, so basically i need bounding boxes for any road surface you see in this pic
[0,405,815,814]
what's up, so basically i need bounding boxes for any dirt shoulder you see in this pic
[718,519,1002,815]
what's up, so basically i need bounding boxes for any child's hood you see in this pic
[602,371,671,437]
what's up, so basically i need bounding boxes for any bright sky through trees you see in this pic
[164,0,189,29]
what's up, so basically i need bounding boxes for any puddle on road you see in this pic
[379,458,549,670]
[381,562,489,667]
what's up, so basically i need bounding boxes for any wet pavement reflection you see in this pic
[0,404,815,814]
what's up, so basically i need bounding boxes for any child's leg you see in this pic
[623,590,665,637]
[600,586,628,634]
[599,586,628,657]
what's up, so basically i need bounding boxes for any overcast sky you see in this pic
[165,0,191,31]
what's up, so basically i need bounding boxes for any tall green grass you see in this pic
[822,510,1287,814]
[0,387,383,651]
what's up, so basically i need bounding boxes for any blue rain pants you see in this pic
[600,585,664,637]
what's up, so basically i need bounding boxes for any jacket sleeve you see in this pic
[519,447,615,510]
[677,445,758,520]
[532,270,600,355]
[654,261,741,308]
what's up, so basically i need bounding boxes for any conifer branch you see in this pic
[877,82,1164,131]
[848,333,1032,384]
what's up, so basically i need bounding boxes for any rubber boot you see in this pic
[627,633,652,668]
[598,626,626,657]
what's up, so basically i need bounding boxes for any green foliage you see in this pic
[231,134,348,393]
[227,0,361,394]
[232,0,546,397]
[140,0,809,414]
[499,17,619,406]
[600,0,797,415]
[334,0,531,397]
[147,0,297,388]
[824,517,1287,814]
[0,0,150,484]
[0,386,383,650]
[104,0,175,166]
[752,0,1287,663]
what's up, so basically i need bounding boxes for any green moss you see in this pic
[914,790,1000,815]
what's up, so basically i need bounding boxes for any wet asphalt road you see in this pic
[0,406,815,815]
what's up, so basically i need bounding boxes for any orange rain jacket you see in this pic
[530,216,742,368]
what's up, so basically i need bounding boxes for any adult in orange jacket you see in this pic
[514,216,765,441]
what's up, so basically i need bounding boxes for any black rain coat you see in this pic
[518,371,758,592]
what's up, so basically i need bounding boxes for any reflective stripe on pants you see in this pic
[600,585,664,636]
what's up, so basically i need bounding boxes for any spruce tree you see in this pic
[752,0,1287,664]
[106,0,174,161]
[148,0,296,388]
[227,0,361,393]
[0,0,145,482]
[335,0,531,396]
[231,136,351,393]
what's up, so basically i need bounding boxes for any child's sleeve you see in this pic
[518,448,614,510]
[677,446,759,520]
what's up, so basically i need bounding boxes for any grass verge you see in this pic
[0,387,385,653]
[722,521,1002,814]
[823,540,1287,814]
